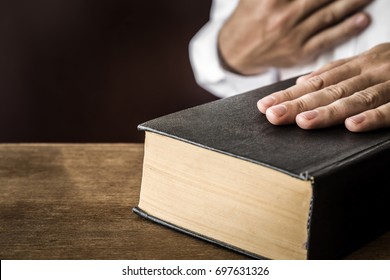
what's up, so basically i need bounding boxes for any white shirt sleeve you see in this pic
[189,0,278,98]
[190,0,390,99]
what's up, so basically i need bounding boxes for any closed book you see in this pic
[134,77,390,260]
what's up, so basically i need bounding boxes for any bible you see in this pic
[134,78,389,260]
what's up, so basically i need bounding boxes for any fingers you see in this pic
[345,103,390,132]
[298,0,372,42]
[264,74,374,125]
[303,12,370,56]
[257,42,390,132]
[257,61,362,114]
[296,57,354,84]
[296,81,390,130]
[293,0,334,21]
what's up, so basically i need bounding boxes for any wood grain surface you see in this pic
[0,144,388,260]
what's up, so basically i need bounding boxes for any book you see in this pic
[134,77,390,260]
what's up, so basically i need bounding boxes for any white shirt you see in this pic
[189,0,390,98]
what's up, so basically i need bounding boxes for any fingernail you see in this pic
[259,96,276,108]
[355,13,369,28]
[348,114,366,124]
[269,105,287,117]
[299,110,319,121]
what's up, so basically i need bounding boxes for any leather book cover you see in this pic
[136,77,390,259]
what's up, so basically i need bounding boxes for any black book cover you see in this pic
[136,77,390,259]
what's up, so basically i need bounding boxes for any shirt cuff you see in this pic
[189,21,279,98]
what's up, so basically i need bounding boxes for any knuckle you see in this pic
[306,76,325,91]
[321,10,337,25]
[266,10,295,32]
[326,105,339,118]
[327,100,346,118]
[325,60,341,69]
[376,61,390,74]
[323,85,348,100]
[295,98,310,113]
[359,49,390,74]
[354,89,379,108]
[281,89,295,100]
[372,109,387,123]
[359,52,380,66]
[279,11,294,26]
[359,51,386,65]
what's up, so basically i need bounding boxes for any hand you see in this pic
[218,0,372,75]
[257,43,390,132]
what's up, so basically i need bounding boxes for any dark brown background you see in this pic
[0,0,216,142]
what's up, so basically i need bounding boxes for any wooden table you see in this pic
[0,144,388,260]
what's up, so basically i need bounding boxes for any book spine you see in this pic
[308,146,390,259]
